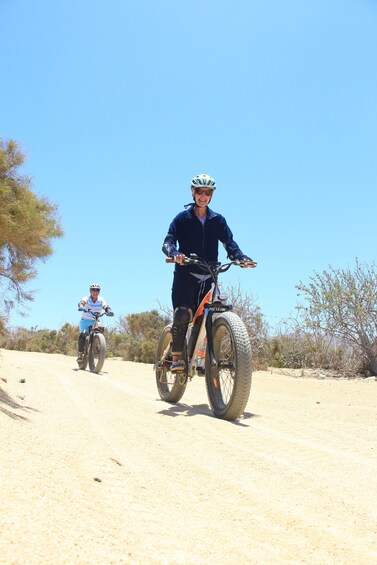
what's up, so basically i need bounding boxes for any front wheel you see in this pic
[205,311,252,421]
[155,324,187,403]
[88,332,106,373]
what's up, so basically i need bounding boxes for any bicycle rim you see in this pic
[155,325,187,403]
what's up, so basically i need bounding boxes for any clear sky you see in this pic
[2,0,377,333]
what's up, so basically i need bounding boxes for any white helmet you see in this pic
[90,283,101,291]
[190,173,216,190]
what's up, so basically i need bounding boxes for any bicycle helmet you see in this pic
[90,283,101,291]
[190,173,216,190]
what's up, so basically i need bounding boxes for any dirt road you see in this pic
[1,349,376,564]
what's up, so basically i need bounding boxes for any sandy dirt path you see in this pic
[1,349,376,564]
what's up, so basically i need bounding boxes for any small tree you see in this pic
[0,139,63,323]
[118,310,169,363]
[269,320,361,374]
[296,259,377,375]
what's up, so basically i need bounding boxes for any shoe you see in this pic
[76,353,84,363]
[171,360,186,373]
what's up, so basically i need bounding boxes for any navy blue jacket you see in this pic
[162,205,246,272]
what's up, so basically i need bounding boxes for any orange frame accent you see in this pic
[192,287,213,324]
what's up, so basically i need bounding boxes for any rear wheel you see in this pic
[155,324,187,403]
[205,312,252,421]
[78,337,89,370]
[88,332,106,373]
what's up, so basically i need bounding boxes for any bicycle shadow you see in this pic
[157,400,258,426]
[71,368,109,375]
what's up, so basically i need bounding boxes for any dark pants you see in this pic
[171,268,211,355]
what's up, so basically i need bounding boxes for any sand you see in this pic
[1,349,376,564]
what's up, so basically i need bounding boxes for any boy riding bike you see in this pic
[162,173,256,373]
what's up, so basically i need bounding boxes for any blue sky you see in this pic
[2,0,377,333]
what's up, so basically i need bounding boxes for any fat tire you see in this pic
[88,332,106,374]
[155,324,187,403]
[205,311,252,421]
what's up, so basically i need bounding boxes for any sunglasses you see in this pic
[90,288,100,292]
[195,188,213,197]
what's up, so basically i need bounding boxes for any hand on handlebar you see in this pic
[172,253,187,265]
[106,311,114,317]
[239,256,257,269]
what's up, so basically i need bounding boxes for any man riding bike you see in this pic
[76,283,113,363]
[162,173,256,373]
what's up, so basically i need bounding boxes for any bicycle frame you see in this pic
[185,281,231,377]
[83,310,106,340]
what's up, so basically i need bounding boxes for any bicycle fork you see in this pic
[204,302,232,367]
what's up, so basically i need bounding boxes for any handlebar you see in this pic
[78,308,113,318]
[165,254,257,272]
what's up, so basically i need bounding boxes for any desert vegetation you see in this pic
[1,137,377,377]
[2,260,377,378]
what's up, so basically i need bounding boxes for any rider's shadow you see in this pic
[157,401,257,426]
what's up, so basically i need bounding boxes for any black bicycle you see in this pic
[155,255,256,420]
[77,308,112,373]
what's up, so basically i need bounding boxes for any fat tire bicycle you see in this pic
[77,308,111,374]
[155,255,254,421]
